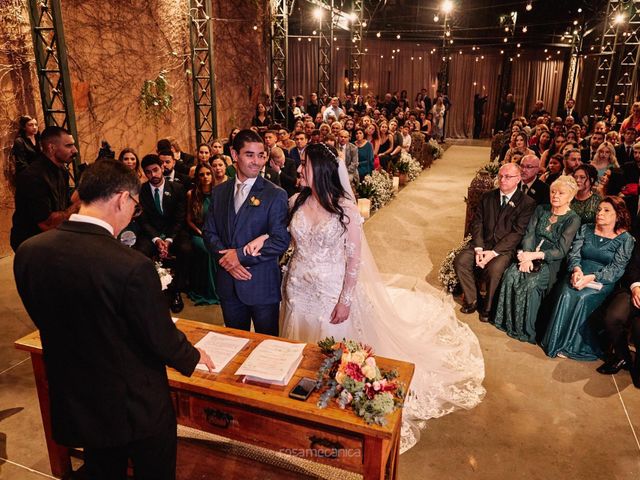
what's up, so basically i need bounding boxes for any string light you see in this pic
[312,7,323,20]
[442,0,454,15]
[434,14,439,22]
[525,1,532,11]
[396,34,401,39]
[503,37,508,42]
[376,32,381,38]
[522,26,528,33]
[253,25,258,30]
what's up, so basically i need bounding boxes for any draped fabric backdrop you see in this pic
[288,39,567,138]
[511,56,565,121]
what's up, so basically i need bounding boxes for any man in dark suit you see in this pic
[338,129,360,184]
[267,146,298,197]
[454,163,536,321]
[598,242,640,387]
[159,149,192,191]
[581,131,605,164]
[557,98,580,123]
[10,126,81,251]
[616,128,637,165]
[137,154,192,313]
[519,154,550,205]
[204,129,290,335]
[290,131,308,168]
[13,159,214,479]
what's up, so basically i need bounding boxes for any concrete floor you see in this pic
[1,140,639,479]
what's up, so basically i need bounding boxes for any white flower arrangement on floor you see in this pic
[358,170,395,211]
[395,152,423,182]
[155,262,173,291]
[438,234,472,293]
[427,138,445,160]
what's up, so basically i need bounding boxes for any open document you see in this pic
[235,339,306,386]
[195,332,250,374]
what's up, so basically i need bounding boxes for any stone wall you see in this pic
[0,0,268,256]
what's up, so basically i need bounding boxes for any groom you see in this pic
[203,129,290,335]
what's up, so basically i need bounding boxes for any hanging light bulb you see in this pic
[376,31,381,38]
[396,34,401,39]
[522,26,528,33]
[525,1,532,11]
[434,14,439,22]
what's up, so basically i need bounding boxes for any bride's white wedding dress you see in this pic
[281,160,486,453]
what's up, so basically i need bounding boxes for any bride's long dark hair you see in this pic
[289,143,350,232]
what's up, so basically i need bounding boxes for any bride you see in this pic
[244,143,485,452]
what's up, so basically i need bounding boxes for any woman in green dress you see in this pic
[541,196,635,360]
[186,163,221,305]
[570,164,601,224]
[491,176,581,343]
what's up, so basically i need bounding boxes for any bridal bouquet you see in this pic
[316,337,405,426]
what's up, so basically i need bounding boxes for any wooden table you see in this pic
[15,320,414,479]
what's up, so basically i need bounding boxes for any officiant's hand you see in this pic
[197,348,215,373]
[219,249,241,270]
[329,302,350,324]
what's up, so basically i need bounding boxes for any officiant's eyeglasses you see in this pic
[127,193,143,218]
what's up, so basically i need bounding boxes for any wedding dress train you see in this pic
[281,162,485,452]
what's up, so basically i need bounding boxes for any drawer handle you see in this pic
[309,436,344,458]
[204,407,233,429]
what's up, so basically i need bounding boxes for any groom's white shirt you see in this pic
[234,176,257,210]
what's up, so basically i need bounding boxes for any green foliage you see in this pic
[139,71,173,120]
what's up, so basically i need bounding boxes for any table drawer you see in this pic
[173,391,364,472]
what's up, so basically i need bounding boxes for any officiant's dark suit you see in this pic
[454,183,536,319]
[13,160,202,479]
[203,130,290,336]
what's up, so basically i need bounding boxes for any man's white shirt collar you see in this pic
[69,214,114,236]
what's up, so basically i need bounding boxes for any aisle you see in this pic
[376,142,640,480]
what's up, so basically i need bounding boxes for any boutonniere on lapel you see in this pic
[530,188,536,195]
[249,196,261,207]
[508,201,515,208]
[164,191,171,197]
[266,172,272,179]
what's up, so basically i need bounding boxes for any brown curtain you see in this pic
[288,39,567,138]
[511,56,565,120]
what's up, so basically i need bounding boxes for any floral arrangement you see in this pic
[438,234,472,293]
[139,71,173,120]
[316,337,405,426]
[478,161,500,179]
[427,138,445,160]
[358,170,395,211]
[394,152,422,182]
[155,262,173,291]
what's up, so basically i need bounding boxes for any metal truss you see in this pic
[438,13,452,95]
[565,28,584,103]
[613,1,640,116]
[348,0,363,95]
[189,0,218,146]
[592,0,621,116]
[27,0,81,168]
[270,0,288,127]
[317,1,333,99]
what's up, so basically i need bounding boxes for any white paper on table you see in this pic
[195,332,250,373]
[235,339,305,382]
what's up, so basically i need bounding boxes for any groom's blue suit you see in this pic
[203,175,290,335]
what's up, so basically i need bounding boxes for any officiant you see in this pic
[14,159,214,479]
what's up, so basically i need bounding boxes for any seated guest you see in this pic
[619,101,640,136]
[610,142,640,216]
[210,139,234,177]
[491,176,580,343]
[11,115,40,174]
[504,132,535,163]
[157,137,194,175]
[354,127,374,179]
[581,131,605,164]
[137,154,192,313]
[540,154,563,185]
[188,143,212,177]
[571,164,602,225]
[562,148,582,176]
[591,141,619,179]
[454,163,536,321]
[337,129,359,187]
[223,127,240,157]
[278,129,296,151]
[598,241,640,387]
[210,156,229,187]
[615,128,637,165]
[267,146,297,197]
[542,196,635,360]
[159,149,192,191]
[251,103,271,132]
[400,124,412,152]
[519,154,550,205]
[118,148,144,181]
[558,98,580,122]
[290,131,308,168]
[531,130,552,158]
[186,163,220,306]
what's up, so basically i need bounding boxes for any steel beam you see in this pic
[189,0,218,146]
[348,0,363,95]
[27,0,81,170]
[317,1,333,98]
[270,0,288,127]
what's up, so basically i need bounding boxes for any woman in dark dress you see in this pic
[542,196,635,360]
[571,164,602,225]
[11,115,40,174]
[223,127,240,157]
[186,163,220,305]
[491,176,581,343]
[252,103,271,132]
